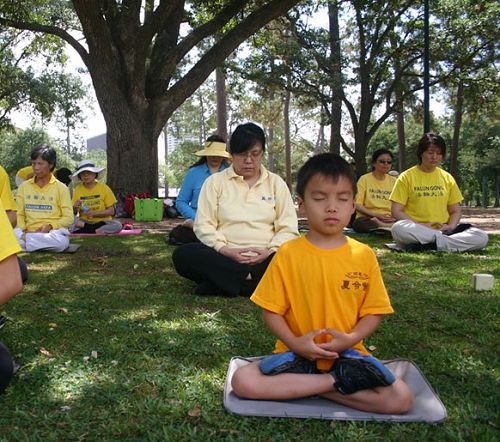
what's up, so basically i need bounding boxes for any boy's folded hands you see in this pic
[289,329,339,361]
[317,328,356,355]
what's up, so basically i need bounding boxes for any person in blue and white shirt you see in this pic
[170,135,230,244]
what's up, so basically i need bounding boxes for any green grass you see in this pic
[0,233,499,441]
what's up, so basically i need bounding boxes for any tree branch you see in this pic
[0,16,89,65]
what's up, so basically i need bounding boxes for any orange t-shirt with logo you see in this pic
[251,236,394,371]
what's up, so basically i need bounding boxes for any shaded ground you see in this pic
[122,207,500,235]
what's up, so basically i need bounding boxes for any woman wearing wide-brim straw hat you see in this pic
[70,160,123,235]
[169,135,230,245]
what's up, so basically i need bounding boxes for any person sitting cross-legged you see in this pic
[352,149,397,233]
[70,160,122,235]
[231,153,414,414]
[389,133,488,252]
[172,122,299,297]
[169,135,230,244]
[14,145,73,252]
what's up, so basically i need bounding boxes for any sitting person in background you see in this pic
[70,160,122,235]
[15,165,34,187]
[0,200,27,394]
[170,135,230,244]
[14,145,73,252]
[352,149,397,233]
[55,167,73,187]
[0,164,17,227]
[390,133,489,252]
[172,122,299,297]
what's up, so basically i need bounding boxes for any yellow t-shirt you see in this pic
[389,166,463,224]
[0,165,16,211]
[72,181,117,222]
[355,172,396,218]
[194,165,299,252]
[16,166,34,182]
[251,236,394,372]
[16,175,73,231]
[0,200,21,261]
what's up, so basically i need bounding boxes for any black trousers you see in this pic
[0,341,13,394]
[18,257,28,283]
[73,221,106,234]
[172,243,275,297]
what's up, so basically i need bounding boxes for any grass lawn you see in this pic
[0,232,498,441]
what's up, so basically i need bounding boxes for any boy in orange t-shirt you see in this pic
[231,153,414,414]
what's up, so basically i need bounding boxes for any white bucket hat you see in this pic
[71,160,105,180]
[195,141,230,158]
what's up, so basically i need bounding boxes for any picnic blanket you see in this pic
[224,356,447,423]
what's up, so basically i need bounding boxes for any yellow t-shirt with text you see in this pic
[251,236,394,372]
[389,166,463,224]
[0,165,16,211]
[16,166,34,182]
[72,181,117,222]
[0,200,21,261]
[16,175,73,231]
[355,172,396,218]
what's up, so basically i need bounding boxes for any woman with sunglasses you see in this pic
[352,149,397,233]
[172,122,299,297]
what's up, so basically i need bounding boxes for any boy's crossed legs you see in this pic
[232,350,414,414]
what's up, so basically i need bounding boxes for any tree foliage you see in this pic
[0,126,74,185]
[0,0,303,196]
[0,13,89,133]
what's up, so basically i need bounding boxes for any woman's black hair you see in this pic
[229,122,266,155]
[189,134,227,168]
[416,133,446,164]
[31,144,57,171]
[55,167,72,186]
[296,153,357,198]
[370,148,393,171]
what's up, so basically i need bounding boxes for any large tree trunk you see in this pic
[328,1,342,154]
[216,66,228,141]
[396,101,406,172]
[450,81,464,180]
[315,120,325,154]
[391,35,406,172]
[1,0,303,195]
[494,175,499,207]
[106,118,159,198]
[283,89,292,191]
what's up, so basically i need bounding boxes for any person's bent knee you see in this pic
[231,364,261,399]
[474,229,489,250]
[384,380,415,414]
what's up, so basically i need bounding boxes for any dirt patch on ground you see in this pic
[121,208,500,235]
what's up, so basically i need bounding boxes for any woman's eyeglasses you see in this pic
[233,150,263,160]
[377,160,392,164]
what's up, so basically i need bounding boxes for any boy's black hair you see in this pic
[229,122,266,154]
[296,153,357,198]
[31,144,57,171]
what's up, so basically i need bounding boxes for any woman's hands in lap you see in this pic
[219,246,271,265]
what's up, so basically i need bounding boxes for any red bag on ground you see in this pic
[124,192,151,217]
